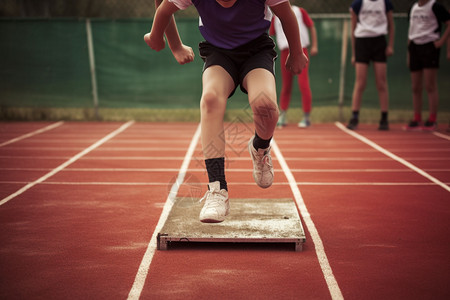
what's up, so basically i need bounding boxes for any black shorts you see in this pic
[408,41,440,71]
[199,33,277,97]
[355,36,387,64]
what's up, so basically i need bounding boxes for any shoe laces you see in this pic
[254,149,272,170]
[199,188,226,209]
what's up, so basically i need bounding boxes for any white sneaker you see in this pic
[298,118,311,128]
[199,181,229,223]
[277,110,287,128]
[248,136,274,188]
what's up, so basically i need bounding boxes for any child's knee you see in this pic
[376,82,387,93]
[354,80,366,92]
[411,84,422,94]
[250,95,279,120]
[201,91,226,114]
[424,82,437,94]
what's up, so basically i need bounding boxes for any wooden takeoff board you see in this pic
[158,197,306,251]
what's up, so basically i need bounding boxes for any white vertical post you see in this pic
[86,18,99,120]
[338,19,349,122]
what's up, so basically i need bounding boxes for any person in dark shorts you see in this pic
[347,0,395,131]
[145,0,308,223]
[405,0,450,131]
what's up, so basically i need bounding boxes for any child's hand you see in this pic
[310,46,318,57]
[386,45,394,57]
[171,44,195,65]
[144,33,165,51]
[434,39,444,49]
[286,51,308,74]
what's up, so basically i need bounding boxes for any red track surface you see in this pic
[0,121,449,299]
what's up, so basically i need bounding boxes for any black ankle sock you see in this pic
[381,111,388,121]
[205,157,227,191]
[352,110,359,119]
[253,131,272,150]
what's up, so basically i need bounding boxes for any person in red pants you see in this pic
[271,5,318,128]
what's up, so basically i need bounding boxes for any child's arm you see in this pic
[448,10,450,60]
[297,7,319,56]
[144,0,194,64]
[448,29,450,60]
[350,9,357,65]
[301,8,318,56]
[406,39,410,68]
[386,10,395,56]
[271,2,308,74]
[309,24,318,56]
[434,20,450,49]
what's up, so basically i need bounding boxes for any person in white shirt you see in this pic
[271,6,318,128]
[347,0,395,131]
[405,0,450,131]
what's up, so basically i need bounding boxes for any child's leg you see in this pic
[347,62,368,129]
[200,66,235,192]
[423,68,438,122]
[243,68,277,188]
[297,48,312,115]
[198,66,234,223]
[410,71,423,122]
[373,62,389,130]
[243,69,278,140]
[351,63,369,113]
[201,66,234,159]
[373,62,389,112]
[279,49,294,112]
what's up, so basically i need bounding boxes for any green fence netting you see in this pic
[1,17,449,114]
[92,19,203,108]
[0,19,93,107]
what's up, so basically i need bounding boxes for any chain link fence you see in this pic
[2,0,448,18]
[1,0,450,122]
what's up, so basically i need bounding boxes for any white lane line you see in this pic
[1,155,449,161]
[5,146,450,154]
[433,132,450,141]
[127,124,201,300]
[275,148,450,152]
[1,146,192,151]
[335,122,450,192]
[0,121,134,207]
[0,121,64,147]
[0,181,445,187]
[272,139,344,300]
[5,167,448,173]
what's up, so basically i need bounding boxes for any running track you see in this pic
[0,121,449,299]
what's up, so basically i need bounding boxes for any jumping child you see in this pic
[145,0,308,223]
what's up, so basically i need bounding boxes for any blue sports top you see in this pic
[170,0,288,49]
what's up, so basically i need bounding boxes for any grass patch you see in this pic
[1,106,449,125]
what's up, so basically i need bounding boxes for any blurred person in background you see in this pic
[271,5,318,128]
[405,0,450,131]
[347,0,395,131]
